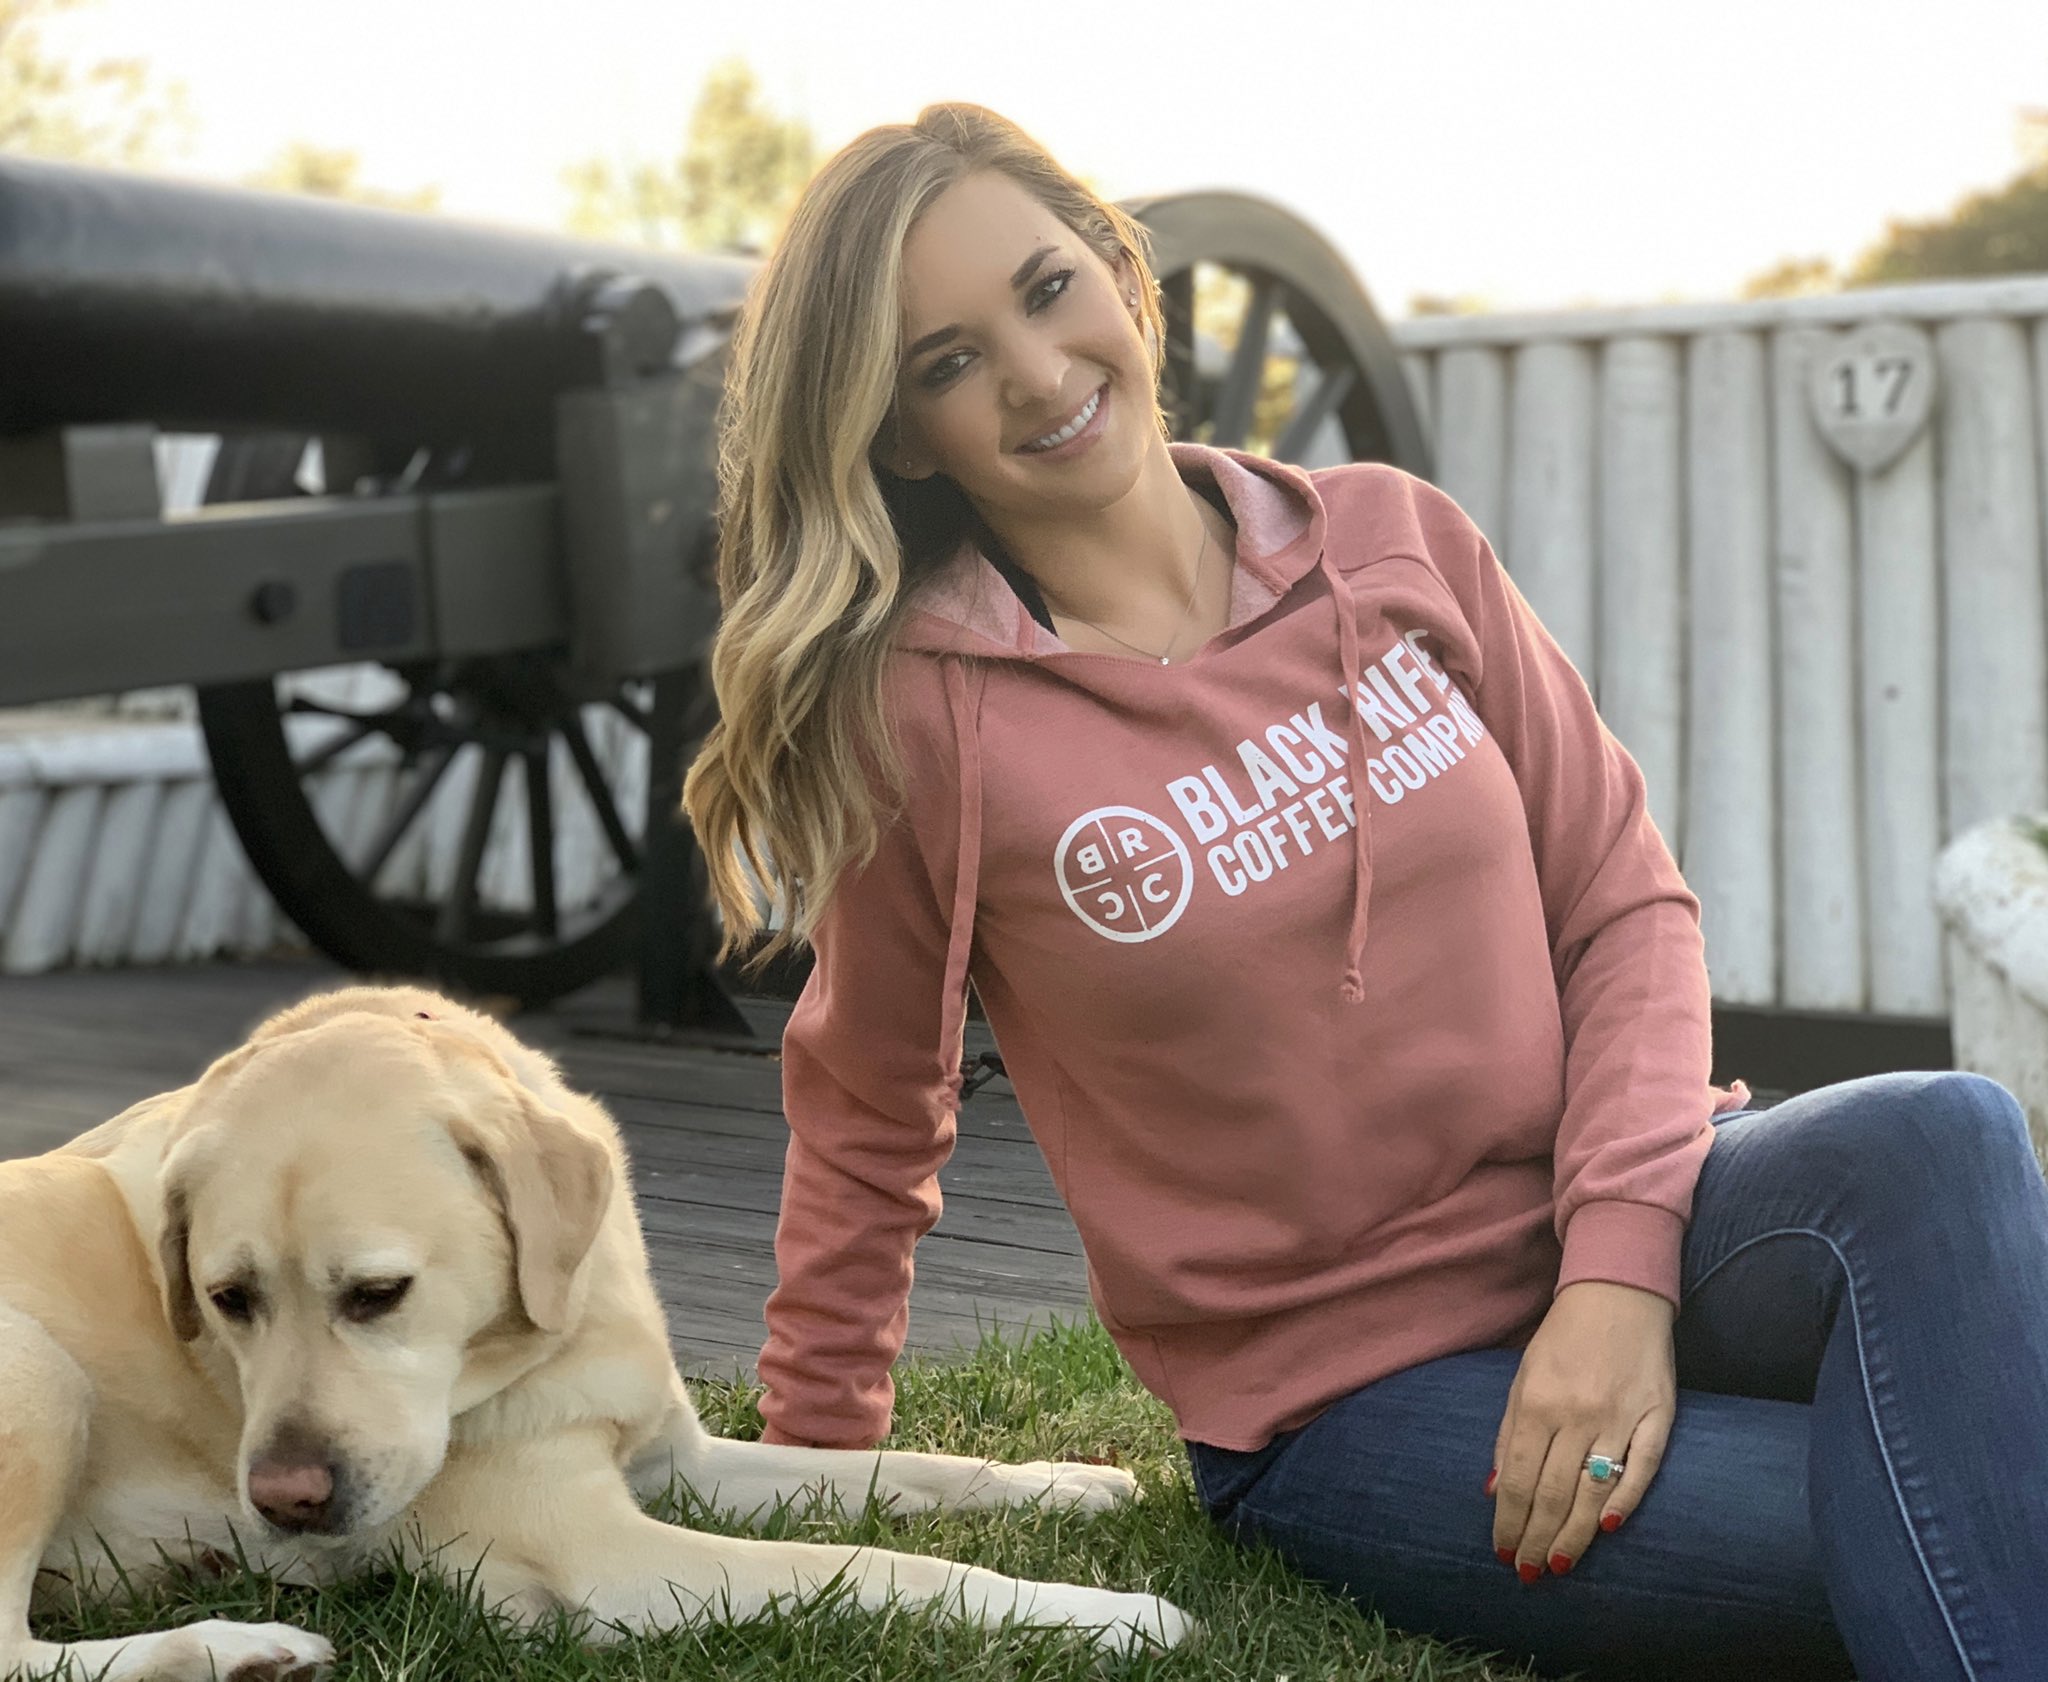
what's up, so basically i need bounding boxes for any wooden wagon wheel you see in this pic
[1122,190,1432,476]
[195,438,720,1009]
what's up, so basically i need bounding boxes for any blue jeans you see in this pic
[1185,1072,2048,1680]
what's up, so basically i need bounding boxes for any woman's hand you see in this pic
[1487,1279,1676,1579]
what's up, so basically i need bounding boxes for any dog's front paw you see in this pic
[1102,1592,1199,1655]
[999,1457,1140,1513]
[150,1619,336,1682]
[1028,1586,1197,1655]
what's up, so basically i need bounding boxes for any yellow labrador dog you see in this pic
[0,984,1190,1680]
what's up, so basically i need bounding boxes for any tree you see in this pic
[563,58,813,252]
[246,141,439,211]
[1844,160,2048,286]
[1405,292,1498,317]
[1740,255,1838,301]
[1742,105,2048,296]
[0,0,187,165]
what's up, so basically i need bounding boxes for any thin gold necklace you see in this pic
[1050,506,1217,667]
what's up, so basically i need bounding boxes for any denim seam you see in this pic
[1681,1223,1978,1681]
[1227,1497,1845,1629]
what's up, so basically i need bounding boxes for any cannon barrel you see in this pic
[0,155,757,441]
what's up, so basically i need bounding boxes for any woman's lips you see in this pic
[1018,381,1109,457]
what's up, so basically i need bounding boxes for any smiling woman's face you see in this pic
[888,170,1155,525]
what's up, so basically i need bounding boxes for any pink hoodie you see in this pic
[756,442,1748,1453]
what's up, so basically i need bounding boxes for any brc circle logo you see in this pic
[1054,806,1193,943]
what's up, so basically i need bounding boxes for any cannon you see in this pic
[0,155,1430,1026]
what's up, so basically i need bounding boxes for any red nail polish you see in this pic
[1484,1467,1498,1496]
[1550,1552,1573,1575]
[1600,1511,1623,1533]
[1497,1546,1515,1564]
[1518,1561,1542,1584]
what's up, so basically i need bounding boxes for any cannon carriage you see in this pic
[0,156,1428,1025]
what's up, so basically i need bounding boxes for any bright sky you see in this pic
[42,0,2048,317]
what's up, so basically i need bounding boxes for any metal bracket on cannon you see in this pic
[556,277,751,1041]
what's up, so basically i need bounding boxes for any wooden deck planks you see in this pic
[0,958,1091,1379]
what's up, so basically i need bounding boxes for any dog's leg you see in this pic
[0,1303,333,1682]
[623,1381,1139,1521]
[621,1383,717,1503]
[414,1426,1191,1657]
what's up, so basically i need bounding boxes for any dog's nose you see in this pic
[248,1454,336,1532]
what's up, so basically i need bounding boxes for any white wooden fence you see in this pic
[4,274,2047,1021]
[1396,276,2048,1019]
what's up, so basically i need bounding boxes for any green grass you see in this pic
[31,1316,1544,1680]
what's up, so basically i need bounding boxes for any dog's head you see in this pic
[153,986,614,1542]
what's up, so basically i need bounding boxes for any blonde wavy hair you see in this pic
[682,103,1169,965]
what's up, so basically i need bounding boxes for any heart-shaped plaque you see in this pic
[1806,320,1937,475]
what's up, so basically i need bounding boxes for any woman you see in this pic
[681,103,2048,1680]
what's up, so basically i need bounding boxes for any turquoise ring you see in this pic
[1583,1454,1625,1483]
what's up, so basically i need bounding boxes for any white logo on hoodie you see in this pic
[1052,632,1488,942]
[1055,806,1193,943]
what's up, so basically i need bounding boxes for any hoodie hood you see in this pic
[894,442,1378,1029]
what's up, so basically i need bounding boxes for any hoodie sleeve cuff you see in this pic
[1556,1201,1688,1310]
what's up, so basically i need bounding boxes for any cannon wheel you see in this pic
[1125,190,1432,477]
[196,439,716,1008]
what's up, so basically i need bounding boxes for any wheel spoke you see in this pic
[1211,274,1278,448]
[437,745,508,945]
[525,744,559,941]
[286,696,398,724]
[561,711,640,874]
[293,717,379,777]
[358,742,456,885]
[1275,360,1357,463]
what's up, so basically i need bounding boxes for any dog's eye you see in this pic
[341,1278,413,1322]
[209,1285,256,1323]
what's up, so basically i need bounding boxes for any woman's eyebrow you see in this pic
[902,244,1061,364]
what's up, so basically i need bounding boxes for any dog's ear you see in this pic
[158,1181,203,1342]
[150,1112,221,1345]
[453,1089,613,1334]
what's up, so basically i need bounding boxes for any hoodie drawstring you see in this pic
[938,659,984,1083]
[1318,549,1375,1004]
